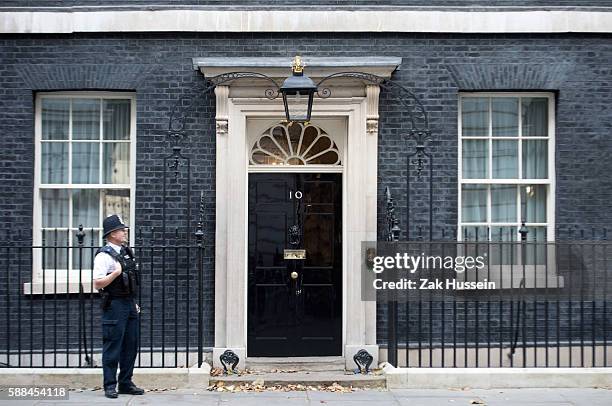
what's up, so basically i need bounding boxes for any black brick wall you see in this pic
[0,32,611,357]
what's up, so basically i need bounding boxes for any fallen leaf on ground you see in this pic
[205,381,356,393]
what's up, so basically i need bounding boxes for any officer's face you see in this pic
[109,228,129,244]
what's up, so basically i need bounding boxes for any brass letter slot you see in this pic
[284,249,306,260]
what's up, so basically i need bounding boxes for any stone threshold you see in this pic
[210,371,385,389]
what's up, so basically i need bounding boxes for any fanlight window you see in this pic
[250,122,341,166]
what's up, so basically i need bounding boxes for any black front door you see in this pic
[248,173,342,357]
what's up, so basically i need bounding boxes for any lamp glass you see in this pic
[283,90,314,122]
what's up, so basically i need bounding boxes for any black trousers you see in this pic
[102,296,139,390]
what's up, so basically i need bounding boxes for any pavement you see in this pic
[0,387,611,406]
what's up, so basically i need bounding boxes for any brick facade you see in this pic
[0,30,611,357]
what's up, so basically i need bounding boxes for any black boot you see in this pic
[118,384,144,395]
[104,387,118,399]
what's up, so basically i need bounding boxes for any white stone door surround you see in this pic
[195,57,401,369]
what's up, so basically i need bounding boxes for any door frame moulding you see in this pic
[213,92,381,370]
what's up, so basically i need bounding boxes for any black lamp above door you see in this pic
[279,56,318,123]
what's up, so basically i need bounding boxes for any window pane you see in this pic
[251,150,282,165]
[72,142,100,184]
[41,99,69,140]
[72,189,100,228]
[103,190,130,225]
[73,99,100,140]
[41,189,69,228]
[42,229,69,270]
[522,140,548,179]
[491,185,517,223]
[461,97,489,137]
[41,142,68,183]
[288,122,303,155]
[490,226,519,265]
[462,226,488,241]
[255,127,288,162]
[307,151,340,165]
[492,140,518,178]
[103,99,131,140]
[525,226,547,265]
[523,185,547,223]
[72,230,99,270]
[462,184,487,222]
[491,226,518,242]
[492,98,518,137]
[525,226,546,242]
[462,140,488,179]
[103,143,130,184]
[522,98,548,137]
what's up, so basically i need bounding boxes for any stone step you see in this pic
[210,371,386,389]
[245,356,346,372]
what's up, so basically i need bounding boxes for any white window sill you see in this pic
[23,281,99,295]
[463,265,565,289]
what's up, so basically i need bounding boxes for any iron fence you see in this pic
[0,226,208,368]
[380,229,612,368]
[1,225,611,369]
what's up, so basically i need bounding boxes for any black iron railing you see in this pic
[1,224,611,368]
[0,226,208,368]
[379,229,612,368]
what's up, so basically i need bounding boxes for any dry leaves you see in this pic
[347,367,384,376]
[207,381,354,393]
[211,367,256,376]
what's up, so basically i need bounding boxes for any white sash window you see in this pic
[29,92,136,294]
[459,93,555,271]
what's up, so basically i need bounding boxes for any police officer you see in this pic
[93,215,144,399]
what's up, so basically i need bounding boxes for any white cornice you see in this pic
[194,57,402,80]
[1,9,612,34]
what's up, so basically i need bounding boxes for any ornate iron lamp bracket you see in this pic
[315,71,430,131]
[167,72,282,147]
[167,69,431,147]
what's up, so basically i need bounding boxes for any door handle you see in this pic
[291,271,302,296]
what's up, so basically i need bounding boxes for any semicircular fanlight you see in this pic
[250,122,341,166]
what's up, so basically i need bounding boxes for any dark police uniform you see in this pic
[94,215,143,398]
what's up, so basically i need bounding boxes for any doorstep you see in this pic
[209,371,386,389]
[245,356,346,372]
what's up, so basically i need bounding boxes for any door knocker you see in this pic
[288,224,301,247]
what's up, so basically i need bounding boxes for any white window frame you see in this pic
[458,92,556,242]
[457,92,560,289]
[27,92,136,294]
